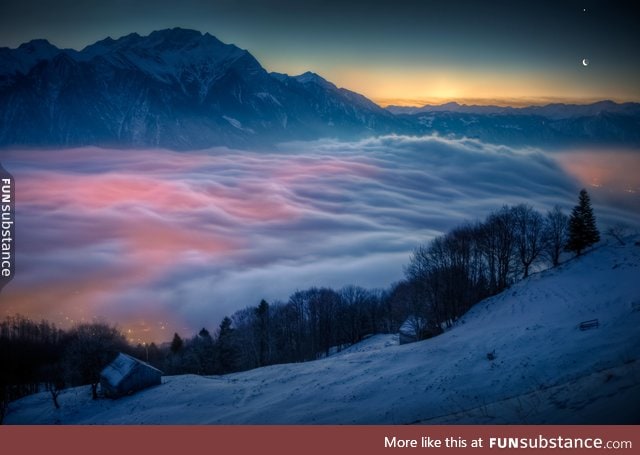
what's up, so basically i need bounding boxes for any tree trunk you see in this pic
[50,390,60,409]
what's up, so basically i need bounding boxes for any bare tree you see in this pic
[269,300,303,364]
[42,363,65,409]
[231,306,261,370]
[605,223,629,246]
[512,204,545,278]
[405,224,488,329]
[63,322,128,399]
[339,286,371,345]
[544,205,568,267]
[478,207,518,292]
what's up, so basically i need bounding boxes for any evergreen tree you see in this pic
[193,328,215,374]
[255,299,270,366]
[565,189,600,256]
[215,317,237,373]
[170,332,183,354]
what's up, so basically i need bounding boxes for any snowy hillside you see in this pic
[6,240,640,424]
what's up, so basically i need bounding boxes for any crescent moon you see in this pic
[582,58,589,66]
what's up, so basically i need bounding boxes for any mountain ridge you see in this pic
[386,99,640,119]
[1,28,639,149]
[0,28,406,149]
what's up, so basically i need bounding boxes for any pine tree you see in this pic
[565,189,600,256]
[215,317,237,374]
[255,299,270,366]
[170,332,184,354]
[195,328,215,374]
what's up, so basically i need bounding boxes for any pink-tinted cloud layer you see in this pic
[1,138,637,342]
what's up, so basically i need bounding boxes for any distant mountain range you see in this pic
[1,28,639,149]
[385,100,640,119]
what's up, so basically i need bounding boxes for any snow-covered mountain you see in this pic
[1,28,639,149]
[0,28,400,149]
[0,39,61,87]
[6,239,640,424]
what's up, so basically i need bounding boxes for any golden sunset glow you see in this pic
[312,66,639,108]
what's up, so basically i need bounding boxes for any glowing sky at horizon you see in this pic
[1,140,638,343]
[1,0,639,106]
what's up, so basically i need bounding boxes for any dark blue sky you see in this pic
[1,0,638,105]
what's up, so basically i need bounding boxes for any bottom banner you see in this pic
[1,425,638,455]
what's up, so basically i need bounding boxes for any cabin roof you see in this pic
[100,353,162,387]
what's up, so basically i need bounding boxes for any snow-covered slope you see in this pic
[7,240,640,424]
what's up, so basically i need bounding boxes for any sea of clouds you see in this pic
[1,135,638,341]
